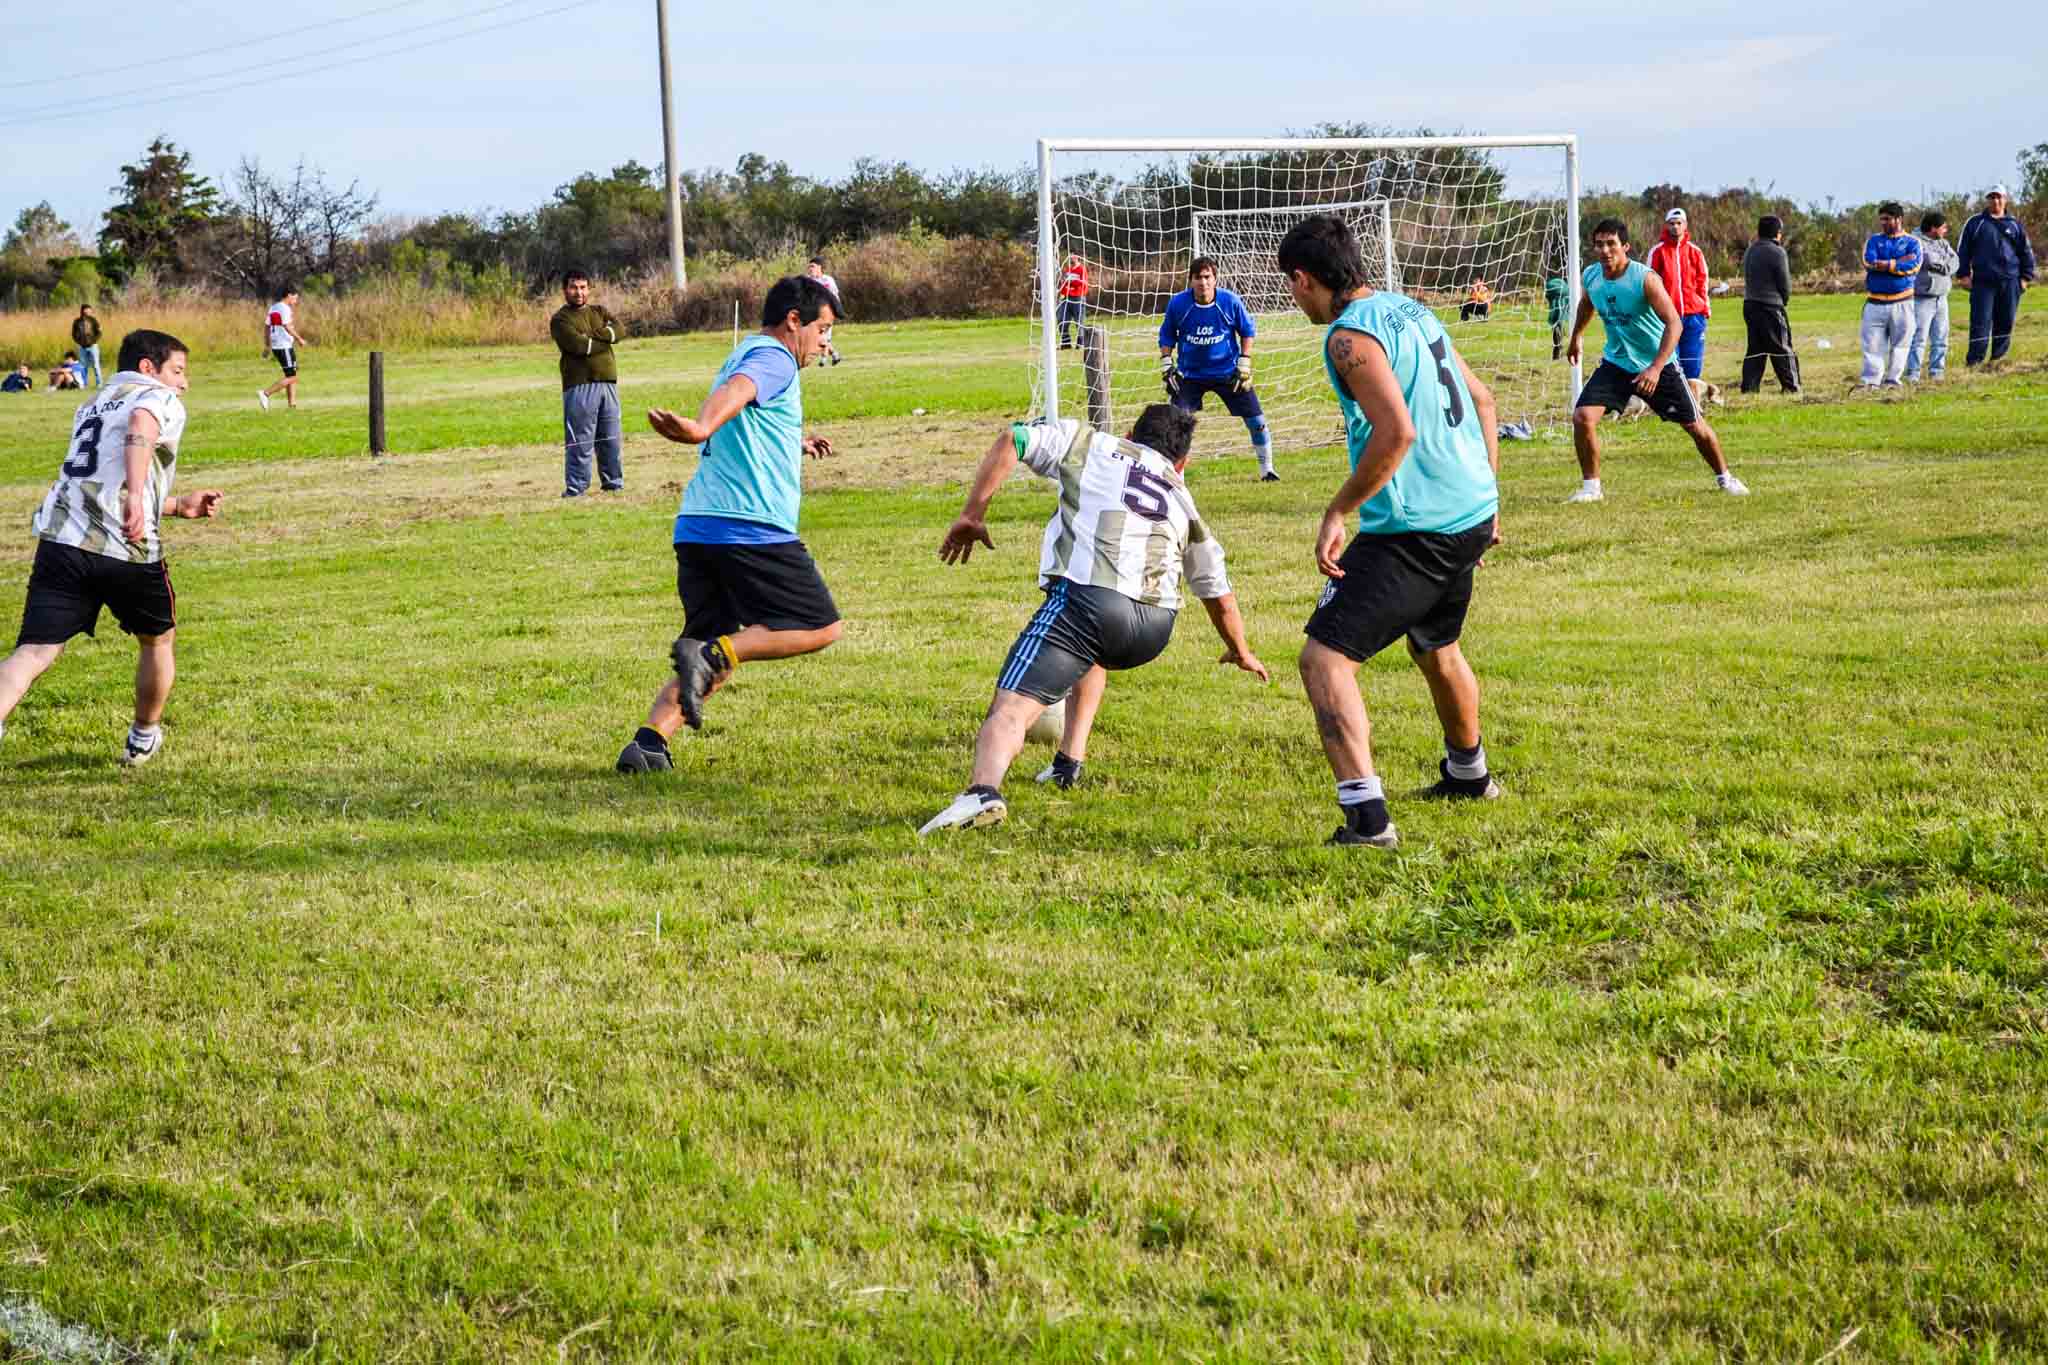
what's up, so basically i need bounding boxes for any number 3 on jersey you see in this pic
[63,416,104,478]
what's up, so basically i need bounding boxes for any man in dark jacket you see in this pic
[1740,216,1800,394]
[70,305,103,387]
[550,266,625,497]
[1956,184,2036,366]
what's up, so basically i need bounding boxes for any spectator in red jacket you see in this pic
[1647,207,1711,379]
[1057,254,1089,348]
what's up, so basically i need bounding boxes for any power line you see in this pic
[0,0,594,130]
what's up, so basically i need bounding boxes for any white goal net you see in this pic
[1032,136,1581,460]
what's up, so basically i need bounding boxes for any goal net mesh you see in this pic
[1032,141,1576,460]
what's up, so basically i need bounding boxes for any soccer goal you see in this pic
[1032,135,1582,458]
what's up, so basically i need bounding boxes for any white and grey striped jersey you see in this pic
[30,372,186,563]
[1014,418,1230,610]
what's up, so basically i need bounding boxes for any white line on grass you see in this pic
[0,1296,159,1364]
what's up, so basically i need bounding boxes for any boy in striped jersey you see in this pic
[920,403,1268,835]
[0,329,224,766]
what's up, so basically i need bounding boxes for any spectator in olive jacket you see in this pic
[1739,216,1800,394]
[550,267,625,497]
[70,305,103,387]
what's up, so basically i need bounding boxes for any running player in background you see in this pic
[1159,258,1276,481]
[258,284,307,411]
[805,257,844,366]
[0,329,224,766]
[920,403,1268,835]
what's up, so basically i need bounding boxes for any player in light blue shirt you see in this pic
[1158,260,1276,480]
[613,275,845,774]
[1276,213,1503,851]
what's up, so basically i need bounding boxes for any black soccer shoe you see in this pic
[669,634,723,730]
[1424,759,1502,801]
[1260,470,1280,482]
[616,738,673,774]
[1328,821,1400,849]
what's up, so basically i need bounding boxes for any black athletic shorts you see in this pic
[1170,374,1265,421]
[995,576,1178,704]
[673,538,839,639]
[1576,359,1699,424]
[272,347,298,377]
[1302,521,1494,662]
[16,539,177,646]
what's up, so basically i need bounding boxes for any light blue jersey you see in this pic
[675,335,805,537]
[1322,292,1497,537]
[1582,261,1668,373]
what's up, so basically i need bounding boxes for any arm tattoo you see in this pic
[1331,334,1358,371]
[124,433,150,447]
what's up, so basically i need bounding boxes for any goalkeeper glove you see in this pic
[1160,354,1181,396]
[1233,356,1253,392]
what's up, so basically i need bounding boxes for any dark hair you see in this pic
[1920,209,1946,233]
[560,266,591,287]
[1758,215,1783,240]
[1188,256,1219,279]
[117,328,187,373]
[1275,215,1368,293]
[79,303,93,313]
[63,350,76,360]
[276,281,299,298]
[1129,403,1196,461]
[808,256,826,267]
[1878,201,1905,219]
[761,275,841,327]
[1591,217,1630,244]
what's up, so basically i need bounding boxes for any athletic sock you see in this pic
[634,726,670,755]
[1335,776,1390,837]
[1445,740,1488,781]
[1050,751,1083,784]
[1715,472,1737,488]
[1253,442,1274,475]
[128,723,161,749]
[966,783,1002,800]
[701,635,740,673]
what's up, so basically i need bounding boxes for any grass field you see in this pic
[2,296,2046,1361]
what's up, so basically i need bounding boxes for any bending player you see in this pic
[920,404,1268,835]
[1159,258,1277,481]
[0,329,224,766]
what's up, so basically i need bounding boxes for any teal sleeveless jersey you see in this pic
[677,335,806,532]
[1582,260,1668,373]
[1322,292,1497,536]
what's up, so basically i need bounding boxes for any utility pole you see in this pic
[656,0,686,291]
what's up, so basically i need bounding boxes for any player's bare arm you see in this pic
[173,490,224,519]
[648,373,758,445]
[1316,329,1415,578]
[1565,295,1595,367]
[1200,592,1268,681]
[1455,351,1503,549]
[1638,274,1683,393]
[939,428,1019,563]
[120,409,159,544]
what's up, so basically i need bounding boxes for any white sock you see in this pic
[1444,743,1488,780]
[1335,775,1384,806]
[1254,442,1274,473]
[1716,471,1736,487]
[1581,478,1602,495]
[128,723,161,746]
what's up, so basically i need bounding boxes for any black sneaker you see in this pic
[669,635,726,730]
[1035,758,1083,790]
[1424,759,1502,800]
[1259,470,1280,482]
[616,738,673,773]
[1328,821,1399,849]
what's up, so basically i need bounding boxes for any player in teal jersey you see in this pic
[1564,218,1747,503]
[1276,214,1504,850]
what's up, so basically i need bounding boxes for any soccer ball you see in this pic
[1027,699,1066,746]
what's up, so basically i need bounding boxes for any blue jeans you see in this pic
[1965,279,2022,366]
[1057,296,1087,344]
[1676,314,1707,379]
[79,344,102,386]
[1905,295,1949,379]
[562,382,622,494]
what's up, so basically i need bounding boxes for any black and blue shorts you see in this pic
[996,577,1177,704]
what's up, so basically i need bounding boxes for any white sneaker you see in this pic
[1717,474,1750,496]
[1564,486,1604,504]
[257,391,270,411]
[918,789,1007,836]
[120,729,163,767]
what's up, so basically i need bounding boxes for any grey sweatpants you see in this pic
[563,381,622,494]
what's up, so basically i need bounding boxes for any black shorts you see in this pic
[16,539,177,646]
[995,577,1178,703]
[1303,522,1494,662]
[272,347,298,377]
[1170,374,1265,421]
[1575,359,1699,424]
[673,538,839,639]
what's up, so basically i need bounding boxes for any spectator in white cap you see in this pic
[1956,184,2036,367]
[1647,207,1711,380]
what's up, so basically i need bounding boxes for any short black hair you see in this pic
[276,281,299,298]
[1591,217,1630,244]
[79,303,93,313]
[1188,256,1219,279]
[1129,403,1196,461]
[808,256,826,267]
[1758,214,1783,240]
[117,328,187,373]
[1878,201,1905,218]
[1920,209,1946,233]
[561,266,591,287]
[761,275,841,328]
[1275,215,1368,294]
[62,350,76,359]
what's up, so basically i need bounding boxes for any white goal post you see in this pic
[1033,134,1582,459]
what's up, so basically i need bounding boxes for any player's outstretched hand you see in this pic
[181,490,224,519]
[1314,507,1348,579]
[1220,647,1270,683]
[939,516,994,565]
[802,435,834,459]
[647,408,704,444]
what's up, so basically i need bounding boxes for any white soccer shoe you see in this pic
[918,789,1008,836]
[120,730,163,768]
[256,391,270,412]
[1564,486,1604,504]
[1716,473,1751,496]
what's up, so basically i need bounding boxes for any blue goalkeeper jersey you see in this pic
[1159,288,1256,380]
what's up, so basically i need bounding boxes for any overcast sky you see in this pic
[4,0,2040,245]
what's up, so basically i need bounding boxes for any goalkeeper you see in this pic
[1158,259,1277,481]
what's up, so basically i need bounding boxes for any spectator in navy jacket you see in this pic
[1858,202,1921,388]
[1740,215,1800,394]
[1956,184,2036,367]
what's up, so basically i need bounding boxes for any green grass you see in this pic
[2,298,2046,1361]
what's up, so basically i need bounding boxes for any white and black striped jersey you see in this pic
[30,372,186,563]
[1014,418,1230,610]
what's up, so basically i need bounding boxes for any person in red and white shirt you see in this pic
[258,285,307,411]
[1057,254,1089,348]
[1645,208,1711,379]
